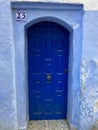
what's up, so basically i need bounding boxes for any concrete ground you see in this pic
[27,120,69,130]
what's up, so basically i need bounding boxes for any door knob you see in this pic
[47,74,51,80]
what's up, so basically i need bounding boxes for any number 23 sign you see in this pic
[16,11,27,21]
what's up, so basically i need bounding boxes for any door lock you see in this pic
[65,68,68,73]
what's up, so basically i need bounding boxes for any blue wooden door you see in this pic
[27,21,69,120]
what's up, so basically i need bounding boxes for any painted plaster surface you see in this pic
[0,0,98,130]
[11,0,98,10]
[12,3,83,130]
[80,11,98,130]
[27,120,69,130]
[0,0,17,130]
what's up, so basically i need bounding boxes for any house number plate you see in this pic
[16,11,27,21]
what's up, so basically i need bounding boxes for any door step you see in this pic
[27,120,69,130]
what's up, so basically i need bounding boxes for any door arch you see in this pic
[27,21,69,120]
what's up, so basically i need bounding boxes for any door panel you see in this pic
[28,21,69,120]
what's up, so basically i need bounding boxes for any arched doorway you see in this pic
[27,21,69,120]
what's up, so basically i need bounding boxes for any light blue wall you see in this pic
[0,0,17,130]
[80,11,98,130]
[12,3,83,130]
[0,1,98,130]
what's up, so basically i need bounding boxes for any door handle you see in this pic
[47,74,51,80]
[65,68,68,73]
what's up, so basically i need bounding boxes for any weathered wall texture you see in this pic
[0,0,17,130]
[80,11,98,130]
[0,0,98,130]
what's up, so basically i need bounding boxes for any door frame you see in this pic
[12,2,83,130]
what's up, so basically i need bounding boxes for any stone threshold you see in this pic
[27,120,69,130]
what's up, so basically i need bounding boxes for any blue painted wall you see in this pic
[80,11,98,130]
[12,3,83,130]
[0,1,98,130]
[0,0,17,130]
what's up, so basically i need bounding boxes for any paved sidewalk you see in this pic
[27,120,69,130]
